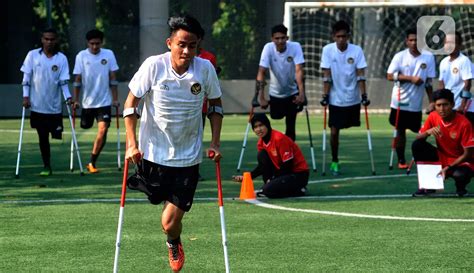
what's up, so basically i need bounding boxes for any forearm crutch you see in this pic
[389,83,401,170]
[69,107,76,172]
[406,157,415,175]
[364,105,376,175]
[64,99,84,175]
[304,106,317,172]
[321,105,327,176]
[113,154,129,273]
[14,107,26,178]
[236,106,255,172]
[116,105,121,171]
[209,151,230,273]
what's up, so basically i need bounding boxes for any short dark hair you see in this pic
[42,28,57,35]
[332,20,350,34]
[168,14,204,39]
[271,24,288,35]
[406,28,417,38]
[86,29,104,41]
[432,88,454,104]
[454,31,463,45]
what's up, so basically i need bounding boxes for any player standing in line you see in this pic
[387,28,436,169]
[256,24,305,141]
[73,29,119,173]
[124,15,222,272]
[320,20,369,175]
[20,28,72,176]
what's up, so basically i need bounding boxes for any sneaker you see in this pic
[329,162,340,176]
[86,163,99,174]
[412,189,436,197]
[398,162,408,169]
[39,167,52,176]
[167,241,185,272]
[456,189,468,197]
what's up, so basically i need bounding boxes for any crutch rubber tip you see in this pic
[70,169,74,173]
[80,172,85,176]
[118,168,122,171]
[237,169,240,173]
[322,172,326,176]
[15,174,19,179]
[372,171,376,175]
[406,171,411,175]
[313,169,317,173]
[389,166,393,170]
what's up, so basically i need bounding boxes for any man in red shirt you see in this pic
[412,89,474,197]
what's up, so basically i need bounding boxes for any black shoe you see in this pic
[412,189,436,197]
[456,189,468,197]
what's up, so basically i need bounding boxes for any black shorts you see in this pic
[30,111,63,140]
[465,112,474,126]
[269,94,302,120]
[389,108,422,133]
[328,104,361,129]
[127,159,200,212]
[80,106,111,129]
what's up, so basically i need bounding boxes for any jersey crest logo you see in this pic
[452,67,459,74]
[420,63,427,69]
[101,59,108,65]
[450,132,457,139]
[287,56,293,63]
[347,57,354,64]
[190,83,202,95]
[51,65,58,72]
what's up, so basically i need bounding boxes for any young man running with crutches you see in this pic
[20,28,72,176]
[124,15,222,272]
[73,29,120,173]
[387,28,436,169]
[320,20,370,176]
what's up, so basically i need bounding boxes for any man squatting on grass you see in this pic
[412,89,474,197]
[21,28,72,176]
[73,29,120,173]
[123,15,223,272]
[232,113,309,198]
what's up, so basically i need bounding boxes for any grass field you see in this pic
[1,113,473,272]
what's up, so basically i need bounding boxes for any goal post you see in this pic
[284,1,474,111]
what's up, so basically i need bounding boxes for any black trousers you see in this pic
[256,150,309,198]
[412,138,472,191]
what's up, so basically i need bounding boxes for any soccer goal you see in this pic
[284,1,474,110]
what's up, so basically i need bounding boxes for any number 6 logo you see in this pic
[417,16,455,55]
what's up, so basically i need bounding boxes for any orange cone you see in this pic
[239,172,256,200]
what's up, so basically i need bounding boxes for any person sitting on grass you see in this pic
[232,113,309,198]
[412,89,474,197]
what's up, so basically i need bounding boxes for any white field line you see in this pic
[246,199,474,223]
[309,173,414,184]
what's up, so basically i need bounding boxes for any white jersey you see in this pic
[20,48,70,114]
[73,48,119,109]
[387,49,436,112]
[128,52,222,167]
[259,41,304,98]
[320,43,367,107]
[439,53,472,110]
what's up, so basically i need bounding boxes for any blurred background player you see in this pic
[412,89,474,197]
[320,20,369,175]
[256,24,305,141]
[124,15,223,272]
[387,28,436,169]
[73,29,119,173]
[232,113,308,198]
[20,28,72,176]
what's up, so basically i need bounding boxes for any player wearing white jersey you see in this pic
[256,24,305,141]
[20,28,71,176]
[438,32,473,123]
[73,29,119,173]
[320,20,369,175]
[124,15,222,272]
[387,28,436,169]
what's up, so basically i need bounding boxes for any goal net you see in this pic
[284,1,474,111]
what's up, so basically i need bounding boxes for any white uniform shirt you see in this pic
[320,43,367,107]
[20,48,70,114]
[387,49,436,112]
[259,41,304,98]
[467,62,474,113]
[73,48,119,109]
[439,53,472,110]
[128,52,222,167]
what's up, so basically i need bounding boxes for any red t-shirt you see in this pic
[420,111,474,169]
[257,130,309,173]
[198,49,218,113]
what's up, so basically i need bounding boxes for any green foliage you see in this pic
[32,0,70,54]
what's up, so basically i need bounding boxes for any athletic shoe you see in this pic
[167,241,185,272]
[86,163,99,174]
[39,167,52,176]
[398,162,408,169]
[329,162,340,176]
[456,189,468,197]
[412,189,436,197]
